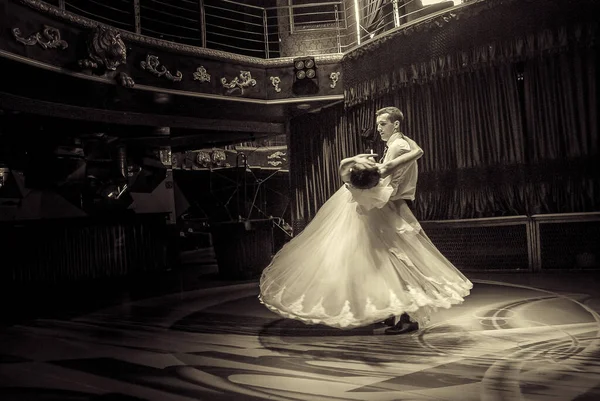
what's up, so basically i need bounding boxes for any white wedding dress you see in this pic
[259,164,472,329]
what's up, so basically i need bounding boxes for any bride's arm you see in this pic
[339,153,378,183]
[378,137,423,178]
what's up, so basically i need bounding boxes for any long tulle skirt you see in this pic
[259,185,473,329]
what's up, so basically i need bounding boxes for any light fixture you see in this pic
[294,57,316,81]
[292,57,319,96]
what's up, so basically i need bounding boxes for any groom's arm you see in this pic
[378,137,423,178]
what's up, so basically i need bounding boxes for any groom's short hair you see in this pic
[376,107,404,125]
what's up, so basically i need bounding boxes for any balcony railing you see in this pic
[38,0,464,59]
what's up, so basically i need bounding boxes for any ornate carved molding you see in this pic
[78,26,126,71]
[17,0,343,67]
[211,150,227,167]
[221,71,257,95]
[193,66,211,83]
[195,149,228,168]
[266,150,286,167]
[12,25,68,50]
[117,72,135,88]
[329,72,340,89]
[77,26,134,87]
[270,76,281,93]
[196,151,211,167]
[140,55,183,82]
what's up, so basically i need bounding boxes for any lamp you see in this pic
[292,57,318,95]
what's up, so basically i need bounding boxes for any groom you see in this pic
[352,107,422,335]
[377,106,422,335]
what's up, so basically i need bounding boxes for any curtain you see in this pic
[289,104,361,230]
[521,41,599,214]
[347,62,527,219]
[291,16,598,222]
[524,48,597,161]
[289,61,529,222]
[386,64,525,171]
[341,25,598,220]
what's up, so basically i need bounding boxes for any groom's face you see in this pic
[376,113,398,142]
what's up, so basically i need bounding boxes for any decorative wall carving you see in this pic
[159,148,172,167]
[193,66,211,83]
[267,150,286,167]
[193,150,229,168]
[140,55,183,82]
[221,71,257,95]
[77,25,134,88]
[12,25,68,50]
[211,150,227,167]
[11,0,344,98]
[196,151,211,167]
[78,26,126,70]
[329,72,340,88]
[18,0,343,68]
[117,72,135,88]
[270,76,282,92]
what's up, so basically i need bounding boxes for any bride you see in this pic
[259,107,472,333]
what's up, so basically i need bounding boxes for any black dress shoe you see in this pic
[383,313,410,327]
[398,313,411,324]
[384,321,419,335]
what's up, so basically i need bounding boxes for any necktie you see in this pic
[380,145,388,163]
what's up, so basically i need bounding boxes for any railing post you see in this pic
[262,8,269,59]
[133,0,141,34]
[392,0,400,28]
[199,0,207,48]
[335,4,341,53]
[58,0,65,10]
[527,218,542,272]
[354,0,361,46]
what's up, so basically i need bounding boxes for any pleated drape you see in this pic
[290,21,599,224]
[289,105,361,230]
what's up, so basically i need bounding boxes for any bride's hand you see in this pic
[353,154,378,167]
[353,159,378,171]
[354,153,378,159]
[354,153,378,160]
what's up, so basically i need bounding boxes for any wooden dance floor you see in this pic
[1,271,599,400]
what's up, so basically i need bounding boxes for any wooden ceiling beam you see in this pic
[0,92,284,135]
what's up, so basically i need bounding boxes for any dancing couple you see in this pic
[259,107,472,334]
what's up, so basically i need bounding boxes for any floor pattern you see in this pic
[0,277,599,400]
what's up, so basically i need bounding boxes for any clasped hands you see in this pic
[350,153,381,174]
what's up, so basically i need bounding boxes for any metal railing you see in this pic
[42,0,464,59]
[531,213,600,271]
[420,212,600,271]
[421,216,533,272]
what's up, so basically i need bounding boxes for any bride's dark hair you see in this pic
[350,167,380,190]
